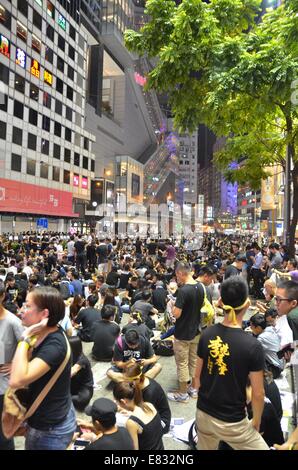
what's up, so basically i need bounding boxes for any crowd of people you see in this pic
[0,231,297,451]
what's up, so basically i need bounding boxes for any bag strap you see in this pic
[24,331,71,420]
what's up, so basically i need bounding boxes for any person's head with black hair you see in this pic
[250,313,267,336]
[175,262,192,286]
[276,280,298,317]
[197,265,215,286]
[0,280,5,305]
[220,276,250,325]
[85,398,118,432]
[125,329,140,349]
[87,294,99,308]
[264,308,278,327]
[69,335,83,365]
[141,290,152,302]
[101,304,116,321]
[287,258,298,271]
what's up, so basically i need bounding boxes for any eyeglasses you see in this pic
[275,297,294,304]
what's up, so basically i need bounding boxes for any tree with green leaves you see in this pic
[125,0,298,253]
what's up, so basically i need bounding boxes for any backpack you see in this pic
[198,283,215,329]
[60,280,71,300]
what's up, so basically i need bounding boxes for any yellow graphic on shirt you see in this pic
[207,336,230,375]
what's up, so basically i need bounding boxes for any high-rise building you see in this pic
[178,130,198,205]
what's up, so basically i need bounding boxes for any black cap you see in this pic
[85,398,117,422]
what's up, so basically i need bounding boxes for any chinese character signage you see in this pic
[261,166,276,210]
[58,13,66,30]
[0,34,10,58]
[73,175,79,187]
[16,48,26,68]
[81,177,88,189]
[31,59,40,78]
[44,69,53,86]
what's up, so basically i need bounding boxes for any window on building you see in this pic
[74,153,80,166]
[42,115,51,132]
[58,34,65,52]
[30,83,39,101]
[91,160,95,172]
[44,69,53,86]
[33,10,42,30]
[0,94,7,112]
[28,132,37,150]
[65,106,72,122]
[14,100,24,119]
[29,108,38,126]
[69,24,76,41]
[67,65,74,81]
[32,35,41,53]
[53,143,60,159]
[77,73,83,88]
[55,99,62,115]
[65,127,72,142]
[63,149,70,164]
[11,153,22,172]
[14,73,25,94]
[43,91,51,109]
[41,138,49,155]
[76,93,82,107]
[77,53,84,70]
[47,1,55,19]
[27,158,36,176]
[83,156,88,170]
[16,21,27,42]
[0,62,9,84]
[18,0,28,17]
[46,24,54,41]
[52,166,60,182]
[40,162,48,179]
[0,120,6,140]
[54,121,61,137]
[57,55,64,73]
[68,44,75,61]
[75,133,81,146]
[45,46,53,64]
[84,137,89,151]
[12,126,22,146]
[0,5,11,29]
[56,77,63,94]
[67,86,73,101]
[63,169,70,184]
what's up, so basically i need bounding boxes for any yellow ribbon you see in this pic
[221,298,249,325]
[126,365,144,381]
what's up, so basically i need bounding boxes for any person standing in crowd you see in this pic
[74,234,86,275]
[0,280,24,450]
[224,254,246,279]
[250,243,263,298]
[194,276,269,450]
[275,280,298,340]
[167,262,204,403]
[9,287,76,450]
[67,235,75,265]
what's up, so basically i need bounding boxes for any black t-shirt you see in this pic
[147,242,157,255]
[197,323,265,422]
[71,354,94,393]
[122,322,153,341]
[142,379,171,434]
[106,271,119,286]
[76,307,101,342]
[85,427,134,450]
[224,265,241,279]
[27,329,72,430]
[152,288,167,313]
[113,335,154,364]
[74,240,86,254]
[92,320,120,361]
[96,244,108,263]
[135,240,142,254]
[174,283,204,340]
[119,272,131,289]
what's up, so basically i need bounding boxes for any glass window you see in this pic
[14,100,24,119]
[67,86,73,101]
[55,99,62,115]
[17,21,27,42]
[40,162,48,179]
[32,34,41,53]
[58,34,65,52]
[33,10,42,30]
[43,91,51,109]
[45,46,53,64]
[63,169,70,184]
[68,65,74,81]
[11,153,22,172]
[0,120,6,140]
[91,160,95,172]
[56,77,63,94]
[57,56,64,73]
[84,137,89,151]
[42,115,51,132]
[46,24,54,41]
[52,166,60,182]
[69,24,76,41]
[78,35,85,50]
[83,157,88,170]
[28,132,37,150]
[64,148,71,163]
[0,62,9,84]
[74,153,80,166]
[65,127,72,142]
[76,93,82,107]
[47,1,55,19]
[41,138,49,155]
[57,13,66,31]
[12,127,22,146]
[30,83,39,101]
[27,158,36,176]
[29,108,38,126]
[68,44,75,61]
[0,94,7,111]
[77,53,84,70]
[18,0,28,17]
[77,73,83,88]
[54,121,61,137]
[14,73,25,94]
[65,106,72,122]
[0,5,11,29]
[53,143,60,159]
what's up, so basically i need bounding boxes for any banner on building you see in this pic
[261,167,276,210]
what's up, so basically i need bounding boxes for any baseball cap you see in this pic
[85,398,117,423]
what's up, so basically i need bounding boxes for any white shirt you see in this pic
[275,314,293,348]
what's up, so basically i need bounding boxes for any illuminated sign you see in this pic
[16,48,26,68]
[58,13,66,30]
[73,175,79,187]
[0,34,10,58]
[44,69,53,86]
[81,177,88,189]
[31,58,40,78]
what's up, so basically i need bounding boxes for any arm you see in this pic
[274,426,298,450]
[126,419,139,450]
[71,363,82,377]
[249,370,265,432]
[193,357,203,391]
[172,306,182,320]
[142,354,158,367]
[10,343,50,389]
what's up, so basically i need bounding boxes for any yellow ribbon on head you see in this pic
[126,365,144,381]
[221,298,249,325]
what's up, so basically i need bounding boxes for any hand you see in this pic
[22,318,48,339]
[251,419,260,432]
[80,431,98,442]
[0,363,12,374]
[274,442,292,451]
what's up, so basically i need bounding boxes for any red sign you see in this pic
[81,177,88,189]
[0,178,78,217]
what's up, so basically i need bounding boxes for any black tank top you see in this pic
[129,413,164,450]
